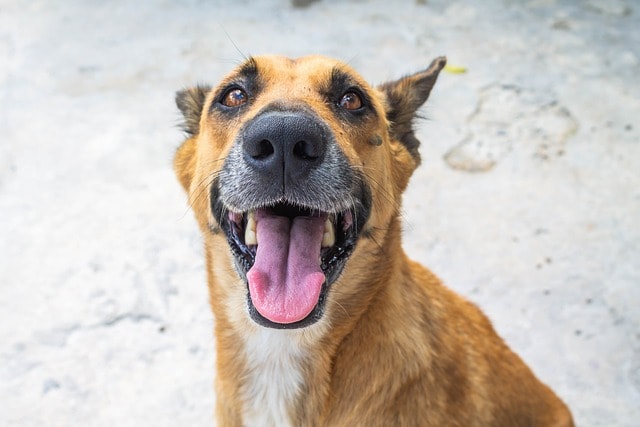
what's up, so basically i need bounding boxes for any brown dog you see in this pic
[174,55,574,426]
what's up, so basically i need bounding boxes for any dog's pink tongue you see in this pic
[247,209,327,324]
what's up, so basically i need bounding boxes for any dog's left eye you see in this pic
[339,92,363,111]
[221,88,248,108]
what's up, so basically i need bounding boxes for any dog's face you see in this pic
[175,55,445,331]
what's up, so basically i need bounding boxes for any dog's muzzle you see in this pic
[212,108,371,329]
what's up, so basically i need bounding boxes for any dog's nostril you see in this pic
[242,112,327,178]
[293,140,319,161]
[249,139,275,160]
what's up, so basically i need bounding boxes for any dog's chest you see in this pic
[241,330,306,427]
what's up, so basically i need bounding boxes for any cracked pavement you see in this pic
[1,0,639,426]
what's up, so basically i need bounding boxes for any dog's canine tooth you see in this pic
[322,217,335,248]
[245,210,257,246]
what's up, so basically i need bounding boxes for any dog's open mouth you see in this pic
[223,202,360,328]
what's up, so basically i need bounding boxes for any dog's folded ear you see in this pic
[378,56,446,164]
[174,85,210,193]
[176,85,211,136]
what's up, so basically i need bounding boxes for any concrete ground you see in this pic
[1,0,638,425]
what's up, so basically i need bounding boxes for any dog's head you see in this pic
[175,55,445,330]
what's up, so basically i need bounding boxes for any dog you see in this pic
[173,55,574,426]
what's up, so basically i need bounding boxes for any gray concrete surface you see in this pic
[1,0,638,425]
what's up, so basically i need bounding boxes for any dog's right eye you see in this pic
[221,88,248,108]
[339,91,363,111]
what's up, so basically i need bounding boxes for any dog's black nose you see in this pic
[242,111,326,186]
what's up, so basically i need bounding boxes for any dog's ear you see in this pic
[176,85,211,136]
[174,85,210,192]
[378,57,446,164]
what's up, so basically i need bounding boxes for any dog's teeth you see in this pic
[245,229,257,246]
[322,218,335,248]
[245,211,257,246]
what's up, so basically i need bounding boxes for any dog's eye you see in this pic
[339,92,363,111]
[221,88,248,108]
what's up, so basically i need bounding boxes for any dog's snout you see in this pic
[242,112,327,184]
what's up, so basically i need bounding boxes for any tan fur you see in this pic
[174,55,574,426]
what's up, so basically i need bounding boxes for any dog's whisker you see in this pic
[188,171,222,210]
[357,166,398,209]
[332,299,351,319]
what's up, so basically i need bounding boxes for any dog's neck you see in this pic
[237,219,402,425]
[239,328,309,427]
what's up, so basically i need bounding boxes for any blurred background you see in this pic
[1,0,638,425]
